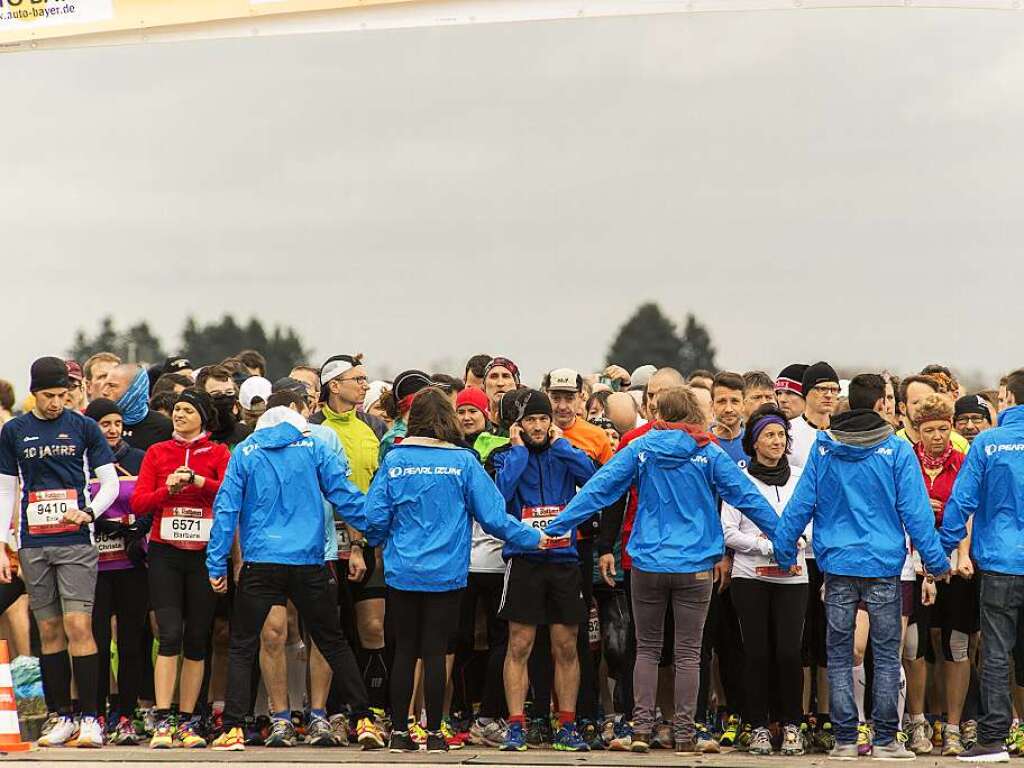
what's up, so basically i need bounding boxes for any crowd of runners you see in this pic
[0,349,1022,762]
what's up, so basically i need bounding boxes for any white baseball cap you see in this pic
[239,376,272,410]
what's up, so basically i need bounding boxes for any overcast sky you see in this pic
[2,9,1022,394]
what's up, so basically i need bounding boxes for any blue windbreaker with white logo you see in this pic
[546,426,778,574]
[353,438,541,592]
[207,417,365,579]
[773,430,949,578]
[489,438,597,563]
[940,406,1024,575]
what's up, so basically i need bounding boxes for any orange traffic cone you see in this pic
[0,639,31,751]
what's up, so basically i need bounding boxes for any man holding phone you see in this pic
[488,389,597,752]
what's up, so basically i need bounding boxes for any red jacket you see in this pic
[917,448,964,528]
[131,433,231,550]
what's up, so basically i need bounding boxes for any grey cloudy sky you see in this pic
[3,9,1022,393]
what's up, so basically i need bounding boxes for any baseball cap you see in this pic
[546,368,582,393]
[272,377,309,399]
[630,365,657,389]
[320,355,358,386]
[65,360,84,383]
[239,376,272,410]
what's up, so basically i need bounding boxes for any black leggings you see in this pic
[148,543,218,661]
[389,587,462,732]
[92,567,149,716]
[457,572,508,719]
[731,578,808,727]
[0,576,25,615]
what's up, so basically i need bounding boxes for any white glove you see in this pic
[756,538,774,558]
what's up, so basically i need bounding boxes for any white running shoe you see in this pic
[38,715,79,747]
[76,716,104,748]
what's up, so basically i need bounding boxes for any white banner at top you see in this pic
[1,0,1018,53]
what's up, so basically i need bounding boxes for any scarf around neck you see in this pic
[748,456,791,487]
[915,436,955,472]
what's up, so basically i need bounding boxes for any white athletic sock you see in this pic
[853,664,867,723]
[286,642,307,712]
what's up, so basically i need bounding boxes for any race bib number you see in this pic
[521,505,570,550]
[755,565,802,578]
[588,602,601,650]
[96,514,133,563]
[335,522,351,560]
[160,507,212,547]
[26,489,80,536]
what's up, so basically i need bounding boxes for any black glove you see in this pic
[123,516,152,568]
[93,517,129,538]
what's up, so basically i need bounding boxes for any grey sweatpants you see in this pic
[631,567,713,740]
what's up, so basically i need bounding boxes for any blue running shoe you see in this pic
[553,724,591,752]
[500,722,528,752]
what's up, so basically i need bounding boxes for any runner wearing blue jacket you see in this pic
[354,388,541,754]
[546,386,778,754]
[206,393,384,753]
[772,406,950,760]
[938,370,1024,763]
[488,388,597,753]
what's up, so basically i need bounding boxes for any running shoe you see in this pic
[736,721,754,751]
[149,719,175,750]
[501,721,528,752]
[306,714,337,747]
[962,719,979,750]
[75,716,104,748]
[110,715,139,746]
[39,712,61,740]
[858,722,874,756]
[696,722,721,753]
[526,716,550,746]
[1006,721,1023,755]
[652,721,673,749]
[943,727,965,757]
[814,719,837,753]
[608,719,634,751]
[426,730,448,753]
[749,726,772,755]
[355,716,385,750]
[329,714,350,746]
[265,718,297,747]
[470,718,507,747]
[142,707,159,737]
[552,723,590,752]
[873,739,916,760]
[630,731,651,753]
[244,714,269,746]
[440,718,464,750]
[579,719,605,750]
[212,726,245,751]
[389,730,419,752]
[720,714,741,747]
[956,741,1010,763]
[176,718,207,749]
[408,717,427,745]
[932,719,945,749]
[782,724,805,756]
[909,720,933,754]
[290,711,307,742]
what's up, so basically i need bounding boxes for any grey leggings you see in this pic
[630,568,713,740]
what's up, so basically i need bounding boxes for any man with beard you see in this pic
[490,389,597,753]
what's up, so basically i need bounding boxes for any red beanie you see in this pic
[456,386,490,415]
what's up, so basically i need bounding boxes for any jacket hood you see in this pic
[252,407,308,449]
[998,404,1024,427]
[820,409,894,460]
[642,425,704,469]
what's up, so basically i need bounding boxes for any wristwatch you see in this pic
[350,538,369,552]
[82,506,95,522]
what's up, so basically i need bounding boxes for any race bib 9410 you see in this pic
[26,489,80,536]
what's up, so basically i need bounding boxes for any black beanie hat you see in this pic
[516,389,553,422]
[775,364,809,397]
[954,395,992,424]
[30,356,71,393]
[392,369,433,402]
[84,398,122,423]
[175,388,219,432]
[802,361,839,395]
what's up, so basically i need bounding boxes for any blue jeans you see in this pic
[978,571,1024,744]
[824,574,902,746]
